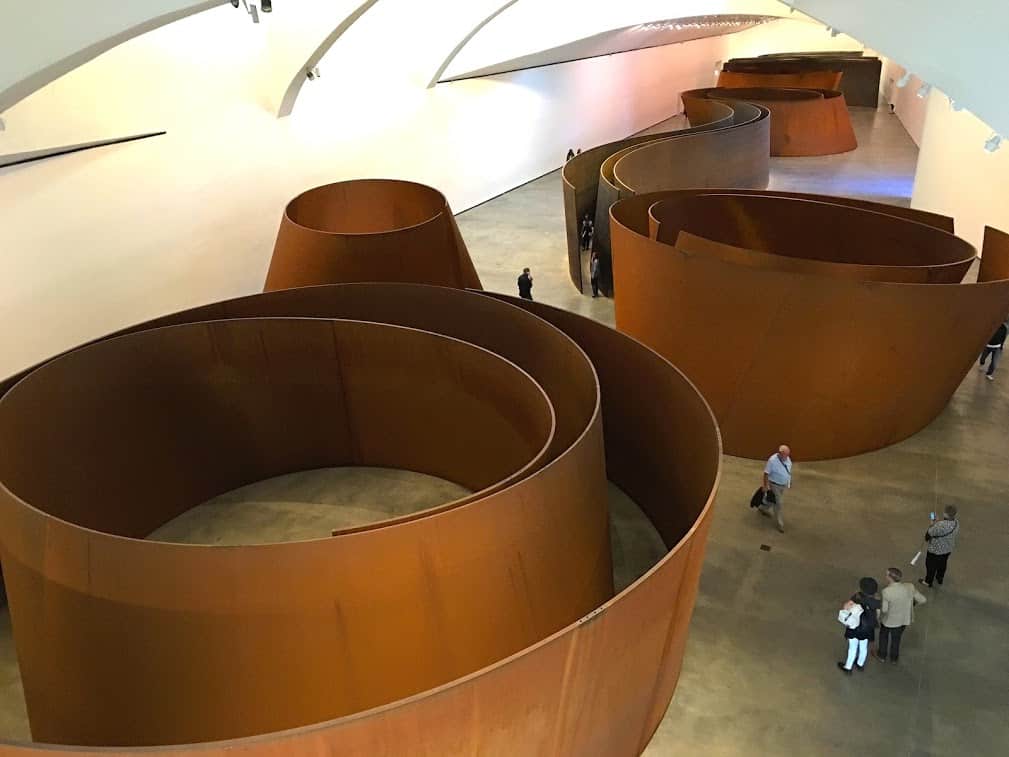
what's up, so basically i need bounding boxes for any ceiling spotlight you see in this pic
[230,0,239,6]
[916,83,932,99]
[261,0,272,11]
[895,72,912,88]
[306,66,321,81]
[984,133,1003,153]
[0,115,6,132]
[950,99,964,112]
[830,28,841,37]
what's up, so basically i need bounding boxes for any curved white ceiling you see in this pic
[8,0,1004,138]
[783,0,1009,137]
[441,0,790,79]
[439,14,780,83]
[0,0,221,115]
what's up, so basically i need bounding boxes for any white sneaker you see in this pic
[986,374,994,381]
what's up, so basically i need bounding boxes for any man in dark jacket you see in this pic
[979,321,1007,380]
[517,268,533,300]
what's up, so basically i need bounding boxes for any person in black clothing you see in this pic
[838,577,880,674]
[566,148,575,162]
[590,251,602,297]
[979,321,1007,380]
[579,214,594,253]
[517,268,533,300]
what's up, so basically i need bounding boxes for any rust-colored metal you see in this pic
[717,69,842,90]
[723,54,882,107]
[0,281,721,754]
[611,189,1009,461]
[562,99,769,293]
[264,179,481,291]
[682,87,857,156]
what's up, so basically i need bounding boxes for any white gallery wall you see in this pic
[0,6,849,378]
[913,91,1009,252]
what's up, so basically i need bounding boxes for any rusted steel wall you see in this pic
[561,99,769,294]
[683,87,857,156]
[717,69,842,90]
[724,54,882,107]
[0,278,720,755]
[264,179,481,291]
[611,190,1009,461]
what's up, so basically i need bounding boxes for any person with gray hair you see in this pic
[759,444,792,533]
[919,505,960,588]
[877,567,927,663]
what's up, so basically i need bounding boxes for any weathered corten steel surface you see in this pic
[724,54,882,107]
[717,69,842,90]
[611,189,1009,461]
[0,280,721,755]
[264,179,481,291]
[682,87,857,156]
[562,99,769,294]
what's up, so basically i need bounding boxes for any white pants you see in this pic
[844,638,868,670]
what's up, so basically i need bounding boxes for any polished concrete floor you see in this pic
[3,107,1007,754]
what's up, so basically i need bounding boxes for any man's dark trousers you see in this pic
[878,624,906,661]
[924,551,950,585]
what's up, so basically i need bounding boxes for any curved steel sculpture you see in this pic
[562,99,770,293]
[723,54,882,108]
[717,69,842,91]
[682,87,857,156]
[0,277,721,753]
[265,179,481,291]
[610,189,1009,461]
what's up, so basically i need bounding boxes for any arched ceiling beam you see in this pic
[273,0,381,117]
[427,0,521,88]
[0,1,223,115]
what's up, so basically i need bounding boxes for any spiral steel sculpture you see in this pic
[0,184,721,754]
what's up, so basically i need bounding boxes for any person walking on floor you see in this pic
[566,148,575,162]
[579,214,594,253]
[919,505,959,588]
[877,567,926,664]
[590,251,602,297]
[979,321,1007,380]
[517,267,534,301]
[758,444,792,533]
[837,577,880,674]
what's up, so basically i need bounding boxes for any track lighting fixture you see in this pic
[261,0,272,11]
[984,134,1003,153]
[916,83,932,99]
[306,66,321,81]
[0,115,5,132]
[895,72,912,88]
[230,0,239,6]
[949,99,964,112]
[829,28,841,38]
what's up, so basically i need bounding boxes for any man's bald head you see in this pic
[779,445,791,459]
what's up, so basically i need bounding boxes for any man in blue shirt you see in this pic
[759,444,792,533]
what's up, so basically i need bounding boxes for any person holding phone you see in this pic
[919,505,960,587]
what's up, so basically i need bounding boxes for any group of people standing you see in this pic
[835,506,958,673]
[753,447,962,674]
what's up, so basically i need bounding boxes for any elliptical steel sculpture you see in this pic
[0,182,722,754]
[610,189,1009,460]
